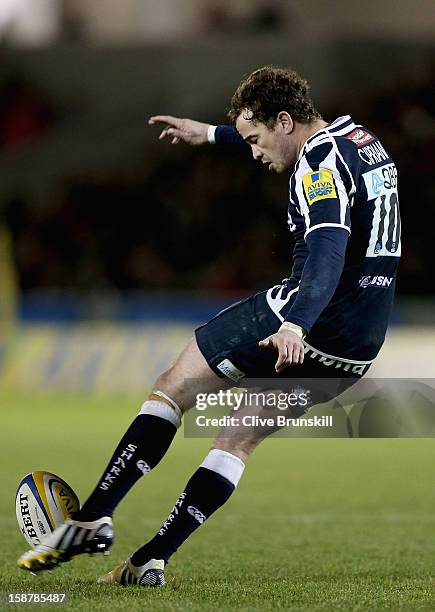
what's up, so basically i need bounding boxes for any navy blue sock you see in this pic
[74,413,177,521]
[131,467,235,565]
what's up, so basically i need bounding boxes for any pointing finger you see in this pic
[149,115,182,128]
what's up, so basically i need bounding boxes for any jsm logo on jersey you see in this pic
[359,275,394,288]
[302,170,337,205]
[345,128,375,147]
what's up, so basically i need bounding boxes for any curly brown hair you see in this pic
[228,66,322,127]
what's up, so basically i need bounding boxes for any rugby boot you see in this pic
[18,516,113,572]
[97,557,165,587]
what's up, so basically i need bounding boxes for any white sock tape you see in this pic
[152,390,182,420]
[200,449,245,487]
[138,400,181,429]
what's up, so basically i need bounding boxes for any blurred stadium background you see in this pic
[0,0,435,391]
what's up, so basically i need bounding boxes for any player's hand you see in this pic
[259,330,304,373]
[148,115,210,146]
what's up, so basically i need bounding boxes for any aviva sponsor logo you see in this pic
[302,169,337,205]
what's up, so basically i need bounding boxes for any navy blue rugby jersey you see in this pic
[265,115,401,361]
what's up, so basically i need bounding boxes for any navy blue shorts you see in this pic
[195,290,371,382]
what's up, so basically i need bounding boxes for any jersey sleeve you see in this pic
[284,226,349,332]
[291,140,353,239]
[215,125,247,146]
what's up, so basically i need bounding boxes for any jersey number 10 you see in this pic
[364,165,401,258]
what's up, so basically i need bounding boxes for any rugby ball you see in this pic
[16,471,80,547]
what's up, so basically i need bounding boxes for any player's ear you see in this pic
[277,111,294,134]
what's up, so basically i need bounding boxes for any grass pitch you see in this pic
[1,392,434,611]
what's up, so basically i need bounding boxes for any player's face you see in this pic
[236,112,296,173]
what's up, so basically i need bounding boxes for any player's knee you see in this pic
[154,368,173,390]
[152,368,187,413]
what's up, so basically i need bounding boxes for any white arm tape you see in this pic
[207,125,217,144]
[279,322,306,339]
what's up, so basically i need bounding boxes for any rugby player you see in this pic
[17,66,401,587]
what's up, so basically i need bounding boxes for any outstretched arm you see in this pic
[149,115,245,146]
[148,115,210,145]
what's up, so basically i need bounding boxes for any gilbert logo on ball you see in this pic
[16,471,80,547]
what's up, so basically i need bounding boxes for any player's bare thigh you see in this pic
[152,336,221,412]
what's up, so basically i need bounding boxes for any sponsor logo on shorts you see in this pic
[302,169,337,205]
[345,128,375,147]
[187,506,206,524]
[304,345,371,376]
[216,359,246,382]
[359,275,394,289]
